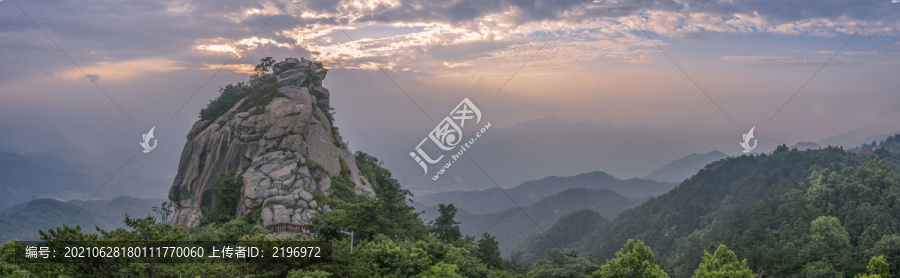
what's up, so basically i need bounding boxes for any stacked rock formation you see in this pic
[168,57,375,228]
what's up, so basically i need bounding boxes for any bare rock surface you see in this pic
[168,57,374,228]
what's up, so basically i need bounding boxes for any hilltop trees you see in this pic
[867,235,900,277]
[693,245,756,278]
[801,216,853,270]
[862,256,892,278]
[594,239,668,278]
[431,204,463,243]
[477,232,503,269]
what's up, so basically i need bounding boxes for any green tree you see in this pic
[854,256,892,278]
[199,171,242,226]
[418,262,464,278]
[312,152,428,241]
[97,215,191,241]
[595,239,668,278]
[476,232,503,269]
[355,151,396,195]
[152,201,174,224]
[529,249,599,278]
[692,244,757,278]
[191,218,262,242]
[313,184,427,241]
[287,269,332,278]
[867,235,900,278]
[800,260,844,278]
[801,216,852,268]
[254,57,275,75]
[431,204,462,244]
[199,82,250,121]
[0,241,34,277]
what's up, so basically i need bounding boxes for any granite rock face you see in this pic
[168,57,374,228]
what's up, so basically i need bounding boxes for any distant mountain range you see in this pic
[345,115,774,194]
[0,152,94,210]
[0,196,165,243]
[645,150,728,182]
[817,125,900,148]
[417,188,638,255]
[789,141,822,151]
[413,171,676,214]
[0,151,171,210]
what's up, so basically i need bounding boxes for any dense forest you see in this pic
[516,135,900,277]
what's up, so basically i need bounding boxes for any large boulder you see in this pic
[168,57,373,229]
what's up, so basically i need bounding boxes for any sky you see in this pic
[1,0,899,196]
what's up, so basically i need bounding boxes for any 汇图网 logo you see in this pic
[410,98,492,181]
[740,127,757,154]
[140,127,157,153]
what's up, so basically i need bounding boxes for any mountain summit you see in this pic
[168,57,375,228]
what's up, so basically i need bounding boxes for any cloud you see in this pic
[199,63,256,75]
[61,58,187,82]
[720,56,790,62]
[719,55,855,67]
[811,50,900,57]
[8,0,888,84]
[82,74,101,82]
[194,37,294,58]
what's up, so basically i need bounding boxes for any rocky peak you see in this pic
[168,57,375,229]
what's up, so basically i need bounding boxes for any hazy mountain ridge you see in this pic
[414,171,675,214]
[816,125,900,148]
[0,152,94,210]
[345,115,783,195]
[644,150,728,182]
[0,196,165,243]
[418,187,638,256]
[68,196,168,225]
[789,141,822,151]
[0,150,175,211]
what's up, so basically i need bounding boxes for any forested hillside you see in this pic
[541,139,900,277]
